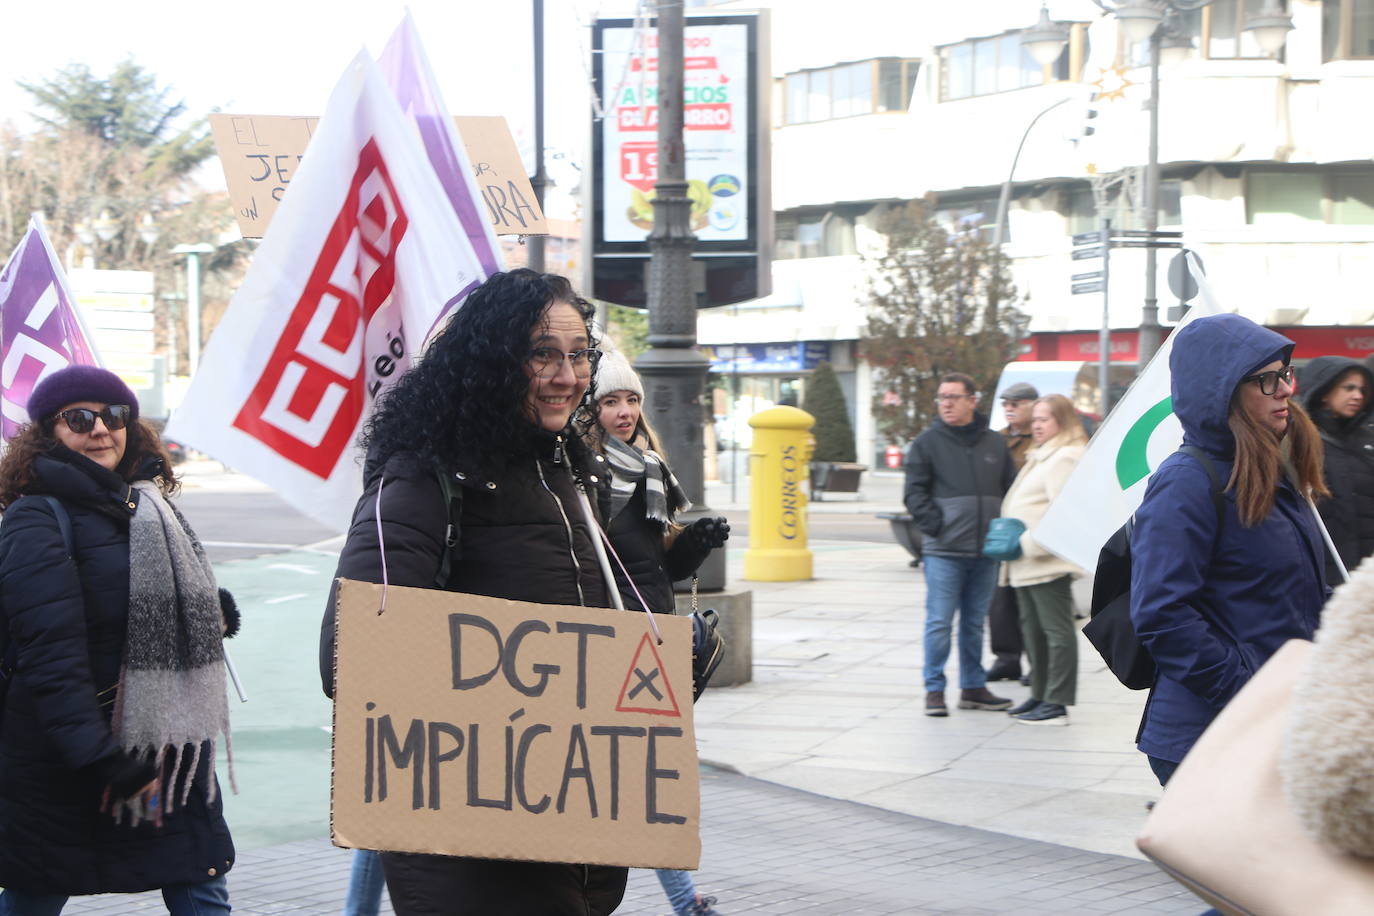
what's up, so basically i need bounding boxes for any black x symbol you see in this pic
[628,667,663,701]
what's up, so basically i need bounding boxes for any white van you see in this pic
[987,360,1138,433]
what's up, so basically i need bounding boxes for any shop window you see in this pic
[1324,0,1374,60]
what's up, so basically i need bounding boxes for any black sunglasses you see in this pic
[54,405,131,434]
[1240,365,1295,396]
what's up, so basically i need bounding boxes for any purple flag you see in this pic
[0,217,100,438]
[379,13,503,280]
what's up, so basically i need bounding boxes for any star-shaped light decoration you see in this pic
[1089,64,1135,102]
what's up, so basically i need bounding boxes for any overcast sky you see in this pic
[0,0,639,192]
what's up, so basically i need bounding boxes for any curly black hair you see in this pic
[359,269,599,478]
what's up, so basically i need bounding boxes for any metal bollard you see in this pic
[743,406,814,581]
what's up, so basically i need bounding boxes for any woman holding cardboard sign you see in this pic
[320,269,626,916]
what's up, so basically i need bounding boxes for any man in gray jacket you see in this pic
[904,372,1017,717]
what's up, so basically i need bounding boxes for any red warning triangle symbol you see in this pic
[615,632,683,717]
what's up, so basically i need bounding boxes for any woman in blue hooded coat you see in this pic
[1130,314,1328,785]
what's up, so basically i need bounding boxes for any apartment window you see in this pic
[1324,0,1374,60]
[832,62,873,118]
[783,58,921,123]
[1209,0,1289,58]
[775,207,862,259]
[1063,181,1183,236]
[1248,167,1374,224]
[941,29,1054,101]
[877,59,921,112]
[935,196,1005,243]
[807,69,832,122]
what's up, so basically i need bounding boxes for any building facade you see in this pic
[696,0,1374,465]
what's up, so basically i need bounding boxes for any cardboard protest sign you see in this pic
[452,116,547,236]
[330,578,701,870]
[210,113,545,238]
[207,114,319,238]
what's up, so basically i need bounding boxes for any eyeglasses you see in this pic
[528,347,601,379]
[55,405,130,434]
[934,394,973,404]
[1241,365,1295,396]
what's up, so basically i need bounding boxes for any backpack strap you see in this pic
[1,496,75,684]
[39,496,75,559]
[1177,445,1226,530]
[434,469,464,589]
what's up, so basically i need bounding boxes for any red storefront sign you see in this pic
[1018,327,1374,364]
[1015,331,1140,363]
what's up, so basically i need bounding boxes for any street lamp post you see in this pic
[172,243,215,376]
[1024,0,1292,368]
[639,0,722,589]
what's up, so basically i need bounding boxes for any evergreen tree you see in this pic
[861,198,1027,446]
[802,361,856,463]
[0,61,249,374]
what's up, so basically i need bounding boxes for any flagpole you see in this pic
[528,0,547,272]
[1307,497,1350,584]
[223,646,248,703]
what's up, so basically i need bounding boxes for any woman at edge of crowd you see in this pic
[998,393,1087,727]
[318,269,626,916]
[0,365,238,916]
[591,349,728,916]
[1298,355,1374,585]
[1130,313,1328,790]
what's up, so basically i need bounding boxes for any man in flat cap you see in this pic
[986,381,1039,683]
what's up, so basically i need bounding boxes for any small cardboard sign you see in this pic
[210,113,546,239]
[453,116,547,237]
[330,578,700,870]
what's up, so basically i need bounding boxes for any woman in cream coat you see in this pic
[1000,394,1087,725]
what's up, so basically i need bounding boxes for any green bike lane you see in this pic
[211,547,339,850]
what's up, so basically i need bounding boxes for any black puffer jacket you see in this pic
[599,480,710,614]
[0,447,234,895]
[319,433,611,693]
[318,431,624,916]
[1300,356,1374,583]
[903,413,1016,557]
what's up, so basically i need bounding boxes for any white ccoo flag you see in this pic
[168,49,484,530]
[1034,252,1223,571]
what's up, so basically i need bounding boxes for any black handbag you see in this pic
[688,578,725,701]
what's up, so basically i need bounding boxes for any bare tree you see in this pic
[861,198,1028,446]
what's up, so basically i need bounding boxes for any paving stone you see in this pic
[56,765,1199,915]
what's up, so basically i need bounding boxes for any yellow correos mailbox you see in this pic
[743,406,814,581]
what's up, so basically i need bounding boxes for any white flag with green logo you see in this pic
[1034,253,1223,571]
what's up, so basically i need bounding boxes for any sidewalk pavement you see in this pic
[65,460,1196,914]
[66,764,1191,915]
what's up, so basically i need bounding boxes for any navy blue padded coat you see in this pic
[1129,314,1326,763]
[0,447,233,895]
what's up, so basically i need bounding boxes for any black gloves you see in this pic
[220,587,241,639]
[686,517,730,551]
[90,750,158,800]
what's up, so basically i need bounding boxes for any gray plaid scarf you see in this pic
[603,435,691,526]
[112,480,232,824]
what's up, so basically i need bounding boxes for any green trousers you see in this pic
[1014,575,1078,707]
